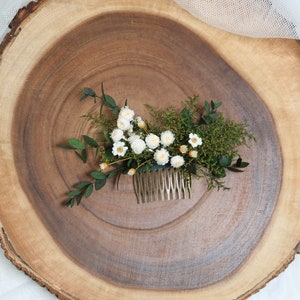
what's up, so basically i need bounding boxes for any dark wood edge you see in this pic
[0,0,300,298]
[1,223,300,299]
[0,0,45,57]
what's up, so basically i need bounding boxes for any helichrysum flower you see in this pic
[110,128,124,142]
[119,106,135,121]
[145,133,160,149]
[171,155,185,168]
[188,133,202,148]
[112,141,128,157]
[100,162,109,171]
[127,168,136,176]
[117,117,131,131]
[160,130,175,147]
[189,150,198,158]
[154,148,169,165]
[179,145,188,154]
[127,134,140,144]
[131,138,146,154]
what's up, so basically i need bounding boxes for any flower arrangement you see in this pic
[60,84,254,207]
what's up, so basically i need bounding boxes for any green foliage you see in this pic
[61,86,255,207]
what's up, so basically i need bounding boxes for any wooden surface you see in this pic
[0,0,300,299]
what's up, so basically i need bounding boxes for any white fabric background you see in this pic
[0,0,300,299]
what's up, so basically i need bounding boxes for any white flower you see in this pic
[117,117,131,131]
[119,106,135,121]
[160,130,175,147]
[188,133,202,148]
[131,138,146,154]
[110,128,124,142]
[189,150,198,158]
[127,168,136,176]
[154,148,169,165]
[112,141,128,157]
[127,134,140,144]
[100,162,109,171]
[145,133,160,149]
[171,155,185,168]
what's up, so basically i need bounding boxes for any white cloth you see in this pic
[0,1,300,299]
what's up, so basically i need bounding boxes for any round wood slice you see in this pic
[0,0,300,299]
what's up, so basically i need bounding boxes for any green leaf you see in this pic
[227,166,244,173]
[212,101,222,110]
[85,184,93,198]
[68,138,85,150]
[68,190,82,197]
[57,143,74,149]
[75,149,87,163]
[103,94,117,109]
[204,101,210,115]
[90,171,106,179]
[187,163,197,175]
[111,106,119,115]
[107,171,117,178]
[104,147,113,160]
[218,155,232,167]
[75,181,92,189]
[76,194,83,205]
[103,131,113,145]
[82,87,96,98]
[64,198,75,207]
[236,158,249,168]
[95,178,106,190]
[83,135,99,148]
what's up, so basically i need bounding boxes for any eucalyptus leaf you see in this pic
[68,190,82,197]
[83,135,99,148]
[95,178,106,190]
[75,149,87,163]
[90,171,106,180]
[85,184,93,198]
[68,138,85,150]
[218,155,232,167]
[82,87,96,97]
[75,181,92,189]
[64,198,75,207]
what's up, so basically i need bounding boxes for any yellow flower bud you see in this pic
[127,168,136,176]
[179,145,188,154]
[100,162,109,171]
[189,150,198,158]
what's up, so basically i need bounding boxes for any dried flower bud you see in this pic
[189,150,198,158]
[100,162,109,171]
[179,145,188,154]
[128,168,136,176]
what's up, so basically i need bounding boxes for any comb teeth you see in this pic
[133,169,191,204]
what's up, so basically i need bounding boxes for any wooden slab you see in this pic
[0,0,300,299]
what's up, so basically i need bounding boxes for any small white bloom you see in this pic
[131,138,146,154]
[100,162,109,171]
[154,148,169,165]
[119,106,135,121]
[127,168,136,176]
[171,155,185,168]
[127,134,140,144]
[145,133,160,149]
[117,117,131,131]
[189,150,198,158]
[110,128,124,142]
[112,141,128,157]
[188,133,202,148]
[160,130,175,147]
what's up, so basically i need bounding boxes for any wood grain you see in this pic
[0,0,300,299]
